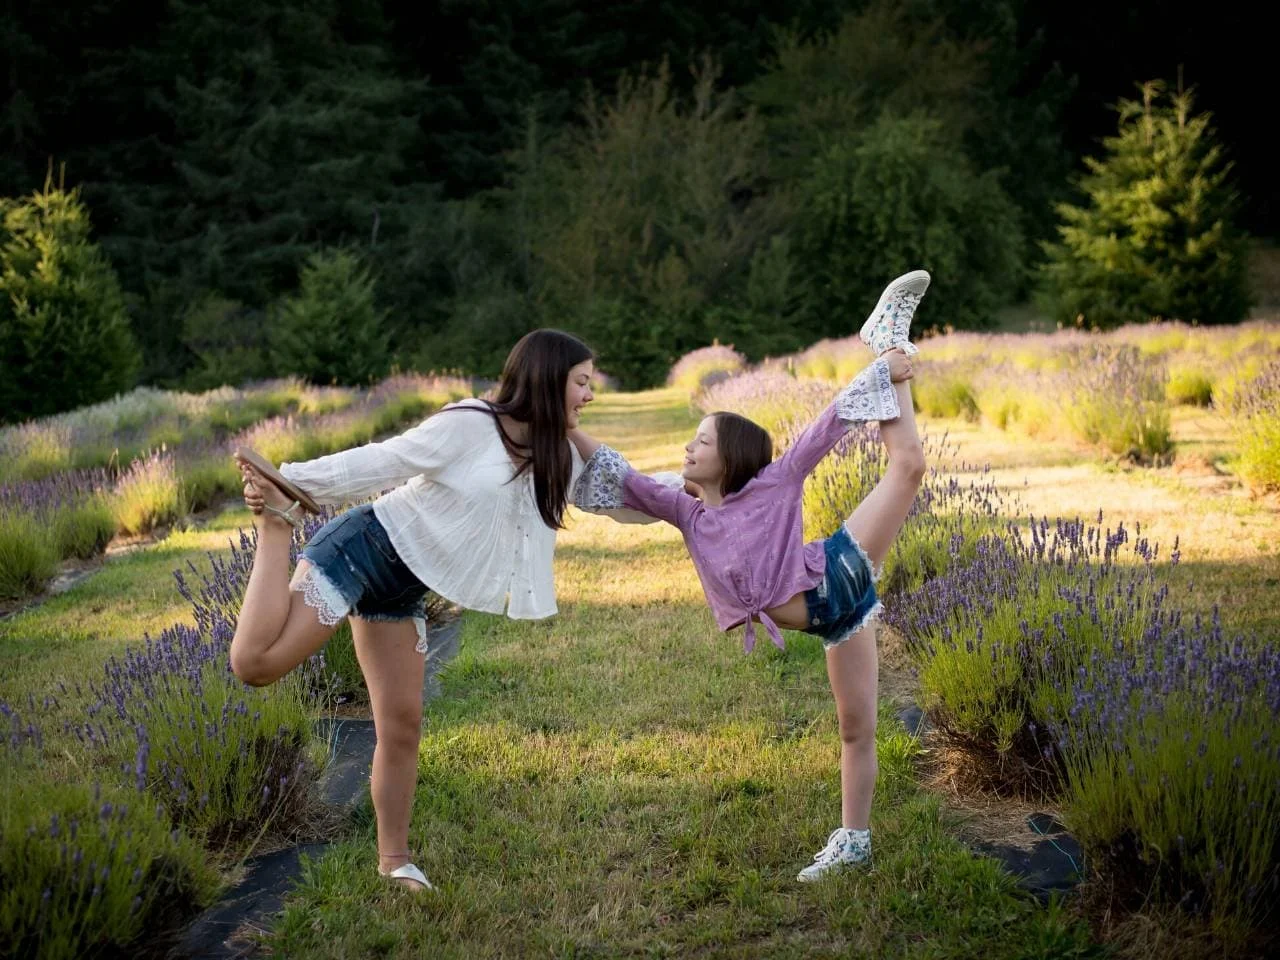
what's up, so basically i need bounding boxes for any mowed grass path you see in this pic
[267,389,1098,959]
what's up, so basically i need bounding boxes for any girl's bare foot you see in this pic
[239,464,302,532]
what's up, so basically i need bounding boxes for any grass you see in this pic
[1,383,1274,956]
[262,390,1100,958]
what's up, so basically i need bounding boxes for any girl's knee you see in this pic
[837,709,877,747]
[229,648,276,687]
[374,701,425,752]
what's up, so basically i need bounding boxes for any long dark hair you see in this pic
[463,329,593,529]
[712,411,773,496]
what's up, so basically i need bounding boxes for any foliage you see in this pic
[0,179,138,423]
[1038,82,1251,328]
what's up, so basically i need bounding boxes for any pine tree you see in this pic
[1038,81,1250,328]
[269,249,389,386]
[0,177,139,422]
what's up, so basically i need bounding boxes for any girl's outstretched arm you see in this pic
[567,428,602,460]
[571,436,694,527]
[765,355,901,482]
[278,400,474,504]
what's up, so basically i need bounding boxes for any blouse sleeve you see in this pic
[279,401,473,504]
[762,356,899,481]
[573,445,690,526]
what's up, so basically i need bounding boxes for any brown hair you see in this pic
[712,411,773,496]
[457,329,593,529]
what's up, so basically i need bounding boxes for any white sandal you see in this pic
[380,862,435,891]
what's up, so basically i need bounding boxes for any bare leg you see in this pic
[844,375,926,568]
[229,471,337,686]
[825,625,878,828]
[352,616,428,890]
[826,369,924,831]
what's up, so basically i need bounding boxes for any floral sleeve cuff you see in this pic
[834,356,900,424]
[572,444,630,510]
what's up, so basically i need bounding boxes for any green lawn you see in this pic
[264,390,1099,958]
[5,385,1273,956]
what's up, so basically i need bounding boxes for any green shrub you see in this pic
[1053,618,1280,938]
[0,510,58,599]
[0,777,218,960]
[888,517,1170,792]
[0,178,139,424]
[667,344,748,393]
[269,249,390,386]
[913,362,979,420]
[0,708,219,960]
[51,495,115,560]
[1225,359,1280,492]
[1165,364,1215,406]
[1061,344,1173,460]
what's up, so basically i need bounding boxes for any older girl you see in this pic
[233,329,606,892]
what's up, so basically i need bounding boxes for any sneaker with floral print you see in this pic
[859,270,930,356]
[796,827,872,882]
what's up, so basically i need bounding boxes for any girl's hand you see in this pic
[239,465,266,515]
[885,348,914,383]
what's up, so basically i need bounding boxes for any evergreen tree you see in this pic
[1038,81,1250,328]
[0,177,139,422]
[269,249,389,385]
[86,0,431,382]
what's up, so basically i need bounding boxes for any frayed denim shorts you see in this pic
[289,504,430,653]
[801,525,883,650]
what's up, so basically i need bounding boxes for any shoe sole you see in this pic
[796,859,872,882]
[858,269,931,348]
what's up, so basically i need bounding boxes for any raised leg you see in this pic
[229,470,337,686]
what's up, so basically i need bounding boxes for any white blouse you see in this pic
[280,399,603,620]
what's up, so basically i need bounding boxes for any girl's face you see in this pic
[564,360,595,428]
[682,416,725,488]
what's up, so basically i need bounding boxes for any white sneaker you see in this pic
[796,827,872,882]
[859,270,931,356]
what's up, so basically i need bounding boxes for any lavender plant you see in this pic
[110,450,186,536]
[799,422,1014,599]
[0,701,217,959]
[0,469,114,598]
[695,370,831,435]
[1224,359,1280,492]
[885,514,1172,792]
[1051,610,1280,933]
[1060,344,1173,461]
[667,344,747,393]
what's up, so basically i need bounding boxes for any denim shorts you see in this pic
[290,504,430,651]
[801,525,883,649]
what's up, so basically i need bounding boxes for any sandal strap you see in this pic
[264,500,304,531]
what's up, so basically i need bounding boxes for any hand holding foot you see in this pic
[237,462,304,532]
[884,348,914,383]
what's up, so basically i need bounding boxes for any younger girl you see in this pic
[233,329,609,892]
[572,271,930,881]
